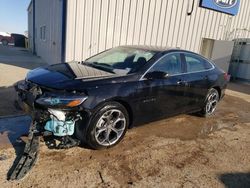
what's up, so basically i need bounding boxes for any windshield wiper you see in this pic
[81,61,115,74]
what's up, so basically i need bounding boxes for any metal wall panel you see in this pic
[34,0,63,64]
[65,0,250,62]
[27,3,33,51]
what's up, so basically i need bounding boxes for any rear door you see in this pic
[181,53,214,110]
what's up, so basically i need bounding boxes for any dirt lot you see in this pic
[0,46,250,187]
[0,93,249,188]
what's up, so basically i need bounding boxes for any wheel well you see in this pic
[213,86,221,99]
[114,99,133,128]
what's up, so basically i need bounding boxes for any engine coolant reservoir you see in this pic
[45,120,75,136]
[44,109,75,136]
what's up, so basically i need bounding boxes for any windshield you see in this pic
[85,47,155,75]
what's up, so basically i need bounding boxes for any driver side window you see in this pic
[150,53,182,75]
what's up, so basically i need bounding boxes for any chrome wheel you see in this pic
[205,91,219,115]
[95,109,126,146]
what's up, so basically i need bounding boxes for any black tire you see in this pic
[1,39,8,46]
[200,88,219,117]
[77,102,129,150]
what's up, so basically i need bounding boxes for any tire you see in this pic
[1,39,8,46]
[200,88,219,117]
[81,102,129,150]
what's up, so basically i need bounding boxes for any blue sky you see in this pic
[0,0,30,34]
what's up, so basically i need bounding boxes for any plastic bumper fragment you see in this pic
[8,121,40,180]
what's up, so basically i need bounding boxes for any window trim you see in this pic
[39,25,46,41]
[140,51,215,80]
[145,52,183,76]
[182,52,214,73]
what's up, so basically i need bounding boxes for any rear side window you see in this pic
[184,54,213,72]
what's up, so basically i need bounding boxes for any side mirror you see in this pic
[144,71,168,80]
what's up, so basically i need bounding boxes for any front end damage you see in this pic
[9,80,87,180]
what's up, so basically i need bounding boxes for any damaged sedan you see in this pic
[12,46,228,179]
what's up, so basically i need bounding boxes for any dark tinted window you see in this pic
[184,54,213,72]
[150,53,182,75]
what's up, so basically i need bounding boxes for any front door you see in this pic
[133,53,188,124]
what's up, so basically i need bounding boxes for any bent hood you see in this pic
[26,62,115,90]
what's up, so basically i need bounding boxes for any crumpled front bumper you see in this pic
[14,80,42,115]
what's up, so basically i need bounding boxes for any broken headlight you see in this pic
[35,93,88,108]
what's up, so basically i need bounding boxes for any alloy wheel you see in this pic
[205,91,219,115]
[94,109,126,146]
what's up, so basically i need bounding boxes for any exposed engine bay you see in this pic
[9,80,86,180]
[15,79,85,143]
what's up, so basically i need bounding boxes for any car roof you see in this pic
[115,45,207,60]
[119,45,213,63]
[120,45,179,53]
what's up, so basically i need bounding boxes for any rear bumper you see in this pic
[220,88,226,100]
[221,79,228,99]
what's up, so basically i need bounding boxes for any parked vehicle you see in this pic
[11,33,26,47]
[0,32,14,46]
[15,46,228,149]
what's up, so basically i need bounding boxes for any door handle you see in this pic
[203,75,208,80]
[177,80,188,85]
[177,81,183,85]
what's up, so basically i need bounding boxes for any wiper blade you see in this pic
[83,62,115,74]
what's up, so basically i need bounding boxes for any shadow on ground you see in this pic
[0,116,31,179]
[0,116,31,145]
[219,172,250,188]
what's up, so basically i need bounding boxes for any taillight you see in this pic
[224,73,230,81]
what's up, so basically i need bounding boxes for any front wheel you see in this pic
[86,102,129,149]
[200,88,219,117]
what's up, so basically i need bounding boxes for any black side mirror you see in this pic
[144,71,168,80]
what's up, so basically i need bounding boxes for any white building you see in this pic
[28,0,250,67]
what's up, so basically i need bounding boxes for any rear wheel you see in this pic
[1,39,8,46]
[200,88,219,117]
[84,102,129,149]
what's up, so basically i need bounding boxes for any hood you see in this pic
[26,62,115,90]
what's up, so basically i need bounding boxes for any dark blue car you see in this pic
[15,46,228,149]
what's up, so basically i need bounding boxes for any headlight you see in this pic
[36,93,88,108]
